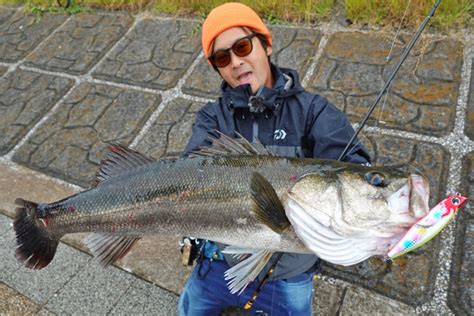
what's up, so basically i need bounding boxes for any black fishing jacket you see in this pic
[183,64,370,281]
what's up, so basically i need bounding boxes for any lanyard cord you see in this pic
[244,252,284,310]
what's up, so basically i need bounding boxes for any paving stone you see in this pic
[0,65,7,76]
[0,69,74,155]
[182,59,222,99]
[0,282,41,315]
[36,307,56,316]
[467,59,474,140]
[448,219,474,316]
[0,162,79,219]
[135,97,206,158]
[115,235,193,295]
[44,261,136,315]
[24,13,133,75]
[339,286,416,315]
[0,212,12,236]
[0,11,68,63]
[308,32,463,136]
[58,226,192,296]
[323,249,439,307]
[460,152,474,219]
[49,227,192,296]
[270,26,322,78]
[12,83,161,187]
[0,7,17,24]
[0,217,23,280]
[332,63,385,95]
[2,243,91,304]
[448,152,473,315]
[93,18,201,90]
[183,25,321,98]
[324,32,405,65]
[109,278,179,315]
[321,134,448,306]
[312,278,344,315]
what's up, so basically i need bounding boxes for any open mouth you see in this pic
[408,174,430,218]
[388,174,430,220]
[237,72,252,85]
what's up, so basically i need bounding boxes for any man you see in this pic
[179,3,370,315]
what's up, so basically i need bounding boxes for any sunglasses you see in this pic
[208,34,257,68]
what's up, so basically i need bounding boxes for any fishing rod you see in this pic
[337,0,442,162]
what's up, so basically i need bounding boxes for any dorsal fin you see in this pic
[191,131,273,157]
[95,143,155,186]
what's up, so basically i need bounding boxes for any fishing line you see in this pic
[386,0,412,64]
[343,0,413,160]
[346,1,427,175]
[376,0,412,125]
[337,0,442,162]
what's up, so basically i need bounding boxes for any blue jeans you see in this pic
[178,259,314,316]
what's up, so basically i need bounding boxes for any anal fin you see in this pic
[84,233,140,267]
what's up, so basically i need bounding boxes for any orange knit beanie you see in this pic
[201,2,272,59]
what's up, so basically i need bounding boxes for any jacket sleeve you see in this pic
[308,96,371,164]
[182,102,220,157]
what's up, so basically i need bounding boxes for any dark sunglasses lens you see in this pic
[212,51,231,68]
[233,38,253,57]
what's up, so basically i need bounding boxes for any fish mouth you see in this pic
[388,174,430,220]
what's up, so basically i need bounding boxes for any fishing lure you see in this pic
[387,194,468,259]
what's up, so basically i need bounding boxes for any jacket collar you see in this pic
[221,64,303,113]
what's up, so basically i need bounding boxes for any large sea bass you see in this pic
[13,135,431,293]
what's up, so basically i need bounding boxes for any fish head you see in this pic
[287,165,431,231]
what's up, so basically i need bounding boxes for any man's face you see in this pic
[212,27,273,93]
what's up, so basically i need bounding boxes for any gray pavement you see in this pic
[0,4,473,315]
[0,212,179,315]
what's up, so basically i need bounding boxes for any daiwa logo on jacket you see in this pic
[274,129,287,140]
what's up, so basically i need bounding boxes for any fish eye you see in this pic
[365,172,386,187]
[451,197,460,205]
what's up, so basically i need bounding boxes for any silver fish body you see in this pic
[13,143,430,289]
[45,155,310,252]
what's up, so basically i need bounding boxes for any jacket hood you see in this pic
[220,64,304,113]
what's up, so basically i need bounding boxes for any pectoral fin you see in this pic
[250,172,290,233]
[222,247,274,295]
[84,233,140,267]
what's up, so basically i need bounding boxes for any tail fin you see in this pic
[13,198,59,269]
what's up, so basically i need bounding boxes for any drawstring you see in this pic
[196,241,224,279]
[197,258,213,279]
